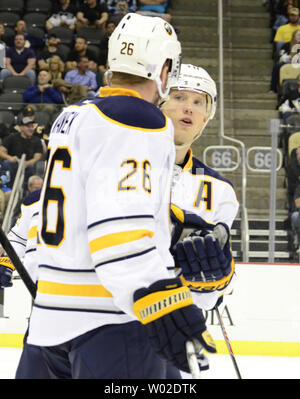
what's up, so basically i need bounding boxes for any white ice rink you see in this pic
[0,347,300,379]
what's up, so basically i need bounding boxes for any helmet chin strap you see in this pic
[104,70,113,86]
[155,76,170,100]
[175,120,208,151]
[175,142,191,151]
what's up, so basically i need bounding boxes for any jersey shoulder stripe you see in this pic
[191,157,235,188]
[22,189,41,206]
[76,96,167,131]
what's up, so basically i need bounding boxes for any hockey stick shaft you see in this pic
[0,226,36,299]
[185,340,201,379]
[215,307,242,379]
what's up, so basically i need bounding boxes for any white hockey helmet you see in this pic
[107,13,181,99]
[170,64,217,120]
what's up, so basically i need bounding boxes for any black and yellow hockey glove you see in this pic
[170,204,234,293]
[133,278,216,372]
[0,256,14,288]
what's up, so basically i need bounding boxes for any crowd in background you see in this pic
[0,0,173,217]
[265,0,300,252]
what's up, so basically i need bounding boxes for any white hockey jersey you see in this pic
[27,87,176,346]
[8,189,41,283]
[171,149,239,310]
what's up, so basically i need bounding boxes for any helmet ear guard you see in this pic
[107,13,182,99]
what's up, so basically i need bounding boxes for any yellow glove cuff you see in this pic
[0,257,15,271]
[133,285,193,325]
[179,259,235,293]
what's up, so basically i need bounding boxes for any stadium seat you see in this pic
[26,0,52,14]
[2,76,31,93]
[26,26,46,40]
[0,110,15,127]
[285,114,300,134]
[47,27,74,46]
[288,131,300,157]
[279,64,300,86]
[34,110,51,127]
[88,44,100,60]
[0,0,24,15]
[0,12,20,28]
[57,43,71,61]
[77,28,103,46]
[3,27,14,43]
[0,92,24,112]
[281,79,298,99]
[23,13,48,29]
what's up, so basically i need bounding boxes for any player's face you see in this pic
[162,89,210,146]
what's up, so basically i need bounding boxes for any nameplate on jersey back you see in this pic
[51,112,79,136]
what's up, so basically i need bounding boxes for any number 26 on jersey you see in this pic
[118,159,151,194]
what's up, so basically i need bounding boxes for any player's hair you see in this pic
[110,72,149,86]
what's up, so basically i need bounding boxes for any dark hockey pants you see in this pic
[16,321,167,379]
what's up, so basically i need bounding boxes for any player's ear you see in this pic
[160,64,169,92]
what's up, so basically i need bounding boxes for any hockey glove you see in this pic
[0,256,14,288]
[170,204,234,293]
[133,278,216,372]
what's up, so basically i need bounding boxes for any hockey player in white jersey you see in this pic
[16,14,217,379]
[160,64,239,378]
[0,188,51,378]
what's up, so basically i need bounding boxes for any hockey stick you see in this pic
[0,226,36,299]
[185,340,201,379]
[214,306,242,379]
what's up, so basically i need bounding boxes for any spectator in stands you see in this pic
[287,146,300,249]
[37,34,66,70]
[27,175,43,193]
[136,0,172,22]
[10,106,49,147]
[278,73,300,121]
[106,1,137,24]
[272,1,298,36]
[17,106,50,149]
[64,56,98,96]
[0,119,10,141]
[0,34,36,85]
[290,182,300,237]
[274,7,300,56]
[0,110,44,189]
[65,36,97,71]
[52,78,89,104]
[270,28,300,92]
[0,24,9,46]
[88,59,104,87]
[48,55,65,81]
[6,20,45,54]
[23,70,63,113]
[98,20,117,72]
[76,0,109,32]
[0,161,12,212]
[287,145,300,204]
[46,0,78,32]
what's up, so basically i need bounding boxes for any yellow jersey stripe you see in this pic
[37,280,113,297]
[182,148,193,171]
[99,87,142,99]
[27,225,38,240]
[89,229,154,254]
[170,203,185,223]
